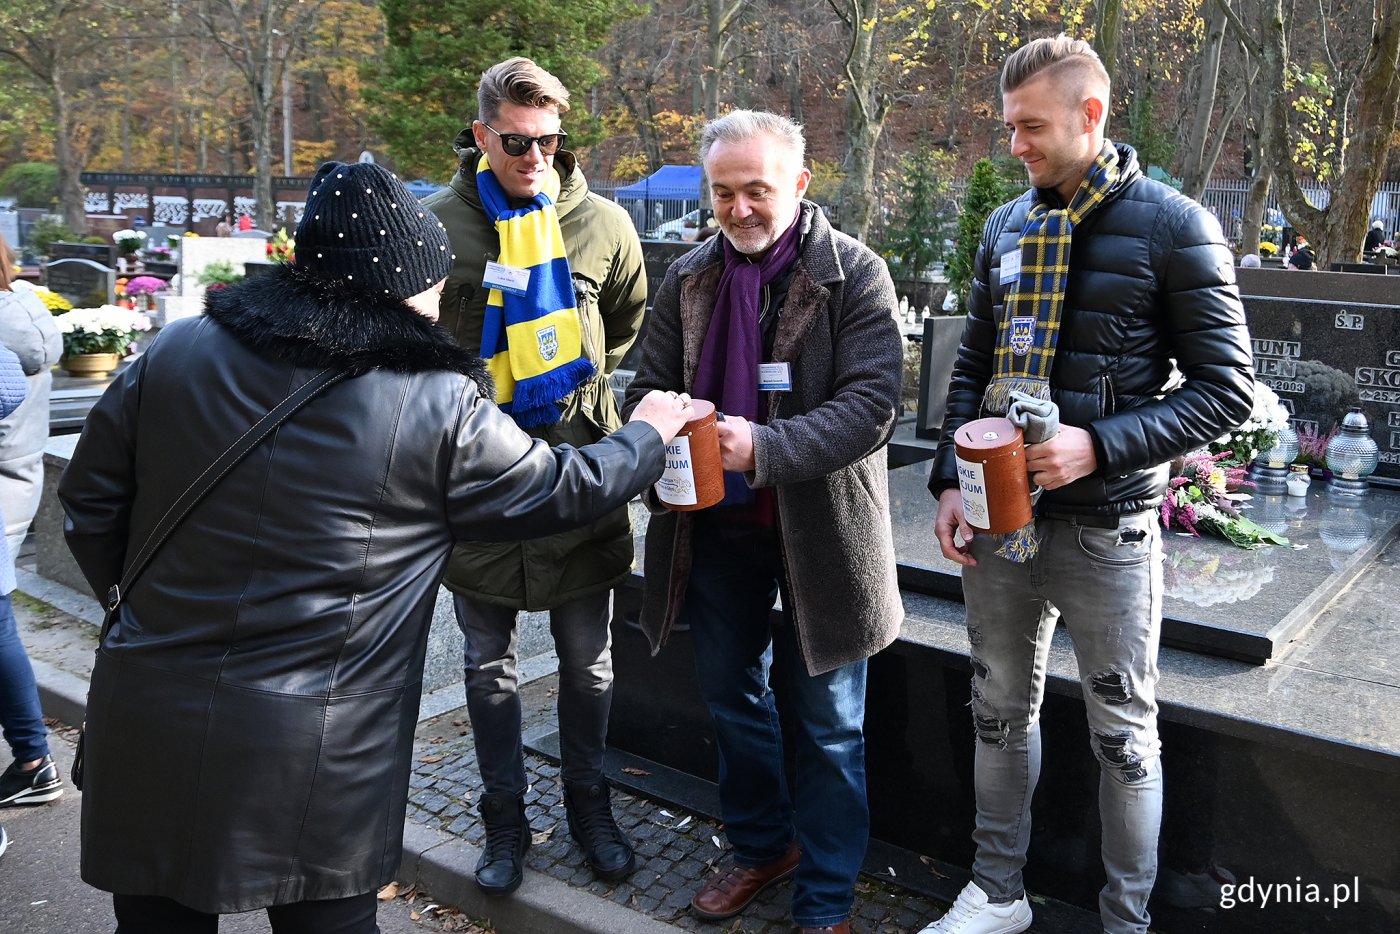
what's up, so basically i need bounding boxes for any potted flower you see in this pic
[55,305,152,377]
[112,228,147,262]
[124,275,167,310]
[1207,381,1290,469]
[30,286,73,314]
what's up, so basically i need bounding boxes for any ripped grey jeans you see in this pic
[960,511,1163,934]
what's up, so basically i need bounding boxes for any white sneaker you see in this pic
[918,881,1032,934]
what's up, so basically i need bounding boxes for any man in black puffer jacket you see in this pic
[923,36,1254,934]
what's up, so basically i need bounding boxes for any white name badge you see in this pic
[758,362,792,391]
[999,250,1022,285]
[483,261,531,296]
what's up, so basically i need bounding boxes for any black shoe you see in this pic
[475,792,530,895]
[565,778,636,881]
[0,755,63,808]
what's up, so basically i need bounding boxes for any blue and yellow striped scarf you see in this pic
[987,141,1122,562]
[984,141,1122,418]
[477,154,593,427]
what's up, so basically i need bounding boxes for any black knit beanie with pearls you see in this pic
[294,161,454,300]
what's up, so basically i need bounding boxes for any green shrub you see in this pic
[880,144,956,285]
[946,158,1025,313]
[28,216,74,256]
[197,260,244,287]
[0,162,59,208]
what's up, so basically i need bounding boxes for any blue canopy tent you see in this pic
[613,165,703,235]
[404,179,445,200]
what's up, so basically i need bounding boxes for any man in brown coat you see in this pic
[625,110,904,934]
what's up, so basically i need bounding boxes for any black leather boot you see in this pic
[475,792,530,894]
[564,778,636,880]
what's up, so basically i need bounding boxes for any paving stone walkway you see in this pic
[405,679,951,934]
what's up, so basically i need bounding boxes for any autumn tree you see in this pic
[1219,0,1400,265]
[193,0,329,227]
[366,0,642,181]
[0,0,136,228]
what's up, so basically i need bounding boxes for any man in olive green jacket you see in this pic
[424,58,646,896]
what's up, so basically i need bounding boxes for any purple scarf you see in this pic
[692,213,803,419]
[692,210,803,512]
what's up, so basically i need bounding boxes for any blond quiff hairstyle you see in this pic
[477,57,571,124]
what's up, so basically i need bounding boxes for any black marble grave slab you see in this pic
[43,258,115,308]
[48,240,117,266]
[1242,295,1400,482]
[915,314,966,440]
[888,460,1400,664]
[591,562,1400,933]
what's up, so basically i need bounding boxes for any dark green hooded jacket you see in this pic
[424,138,647,609]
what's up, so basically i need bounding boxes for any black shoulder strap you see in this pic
[100,364,351,638]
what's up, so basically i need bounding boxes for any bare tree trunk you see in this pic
[833,0,891,240]
[788,54,803,124]
[1180,2,1227,199]
[1258,0,1400,265]
[703,0,748,118]
[51,64,86,231]
[1241,171,1271,258]
[1091,0,1123,89]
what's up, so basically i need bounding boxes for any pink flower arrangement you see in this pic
[124,276,167,297]
[1162,450,1287,548]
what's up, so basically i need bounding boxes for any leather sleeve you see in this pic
[58,354,145,601]
[445,380,665,542]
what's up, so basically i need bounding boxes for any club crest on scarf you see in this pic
[1010,317,1036,356]
[476,152,594,427]
[984,141,1124,562]
[537,325,559,361]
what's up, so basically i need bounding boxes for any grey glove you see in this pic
[1005,390,1059,444]
[1006,390,1059,500]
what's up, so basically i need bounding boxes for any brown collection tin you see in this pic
[953,416,1033,534]
[657,398,725,511]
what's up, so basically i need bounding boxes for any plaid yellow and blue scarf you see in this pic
[986,141,1123,561]
[477,154,593,427]
[984,141,1122,417]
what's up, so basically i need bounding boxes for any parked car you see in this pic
[649,208,709,241]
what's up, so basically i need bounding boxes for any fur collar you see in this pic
[203,264,492,395]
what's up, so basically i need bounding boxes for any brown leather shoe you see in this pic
[797,923,851,934]
[690,840,801,920]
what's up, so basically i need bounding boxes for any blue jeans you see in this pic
[684,518,868,928]
[0,592,49,763]
[961,513,1164,934]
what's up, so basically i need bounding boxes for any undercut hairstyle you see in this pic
[477,57,570,124]
[1001,34,1111,102]
[699,110,806,167]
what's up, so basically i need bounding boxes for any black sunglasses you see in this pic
[481,123,568,157]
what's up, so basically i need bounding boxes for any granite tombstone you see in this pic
[43,258,115,308]
[48,240,117,267]
[1242,295,1400,481]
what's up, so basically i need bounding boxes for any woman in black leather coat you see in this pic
[58,162,689,933]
